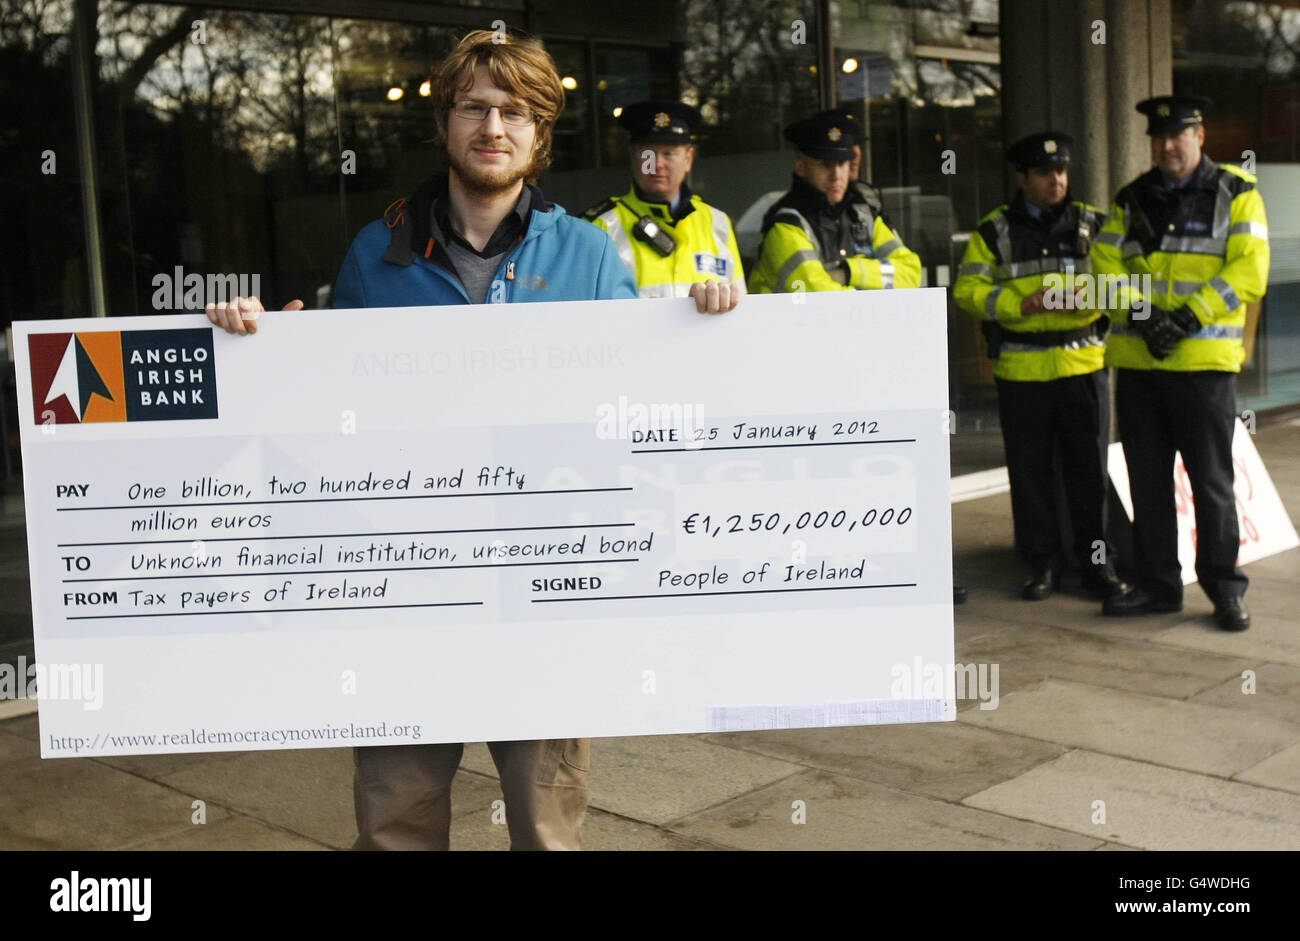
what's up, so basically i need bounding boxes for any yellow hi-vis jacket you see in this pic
[583,184,744,298]
[748,178,921,293]
[1091,158,1270,373]
[953,194,1109,382]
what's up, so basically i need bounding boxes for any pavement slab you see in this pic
[956,623,1254,702]
[669,768,1101,850]
[1189,662,1300,727]
[147,746,357,849]
[0,733,227,851]
[1233,742,1300,794]
[580,810,723,850]
[460,735,804,826]
[959,678,1300,777]
[128,814,331,850]
[1153,610,1300,668]
[964,749,1300,850]
[698,721,1066,802]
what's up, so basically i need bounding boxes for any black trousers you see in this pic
[1115,368,1245,603]
[996,370,1111,573]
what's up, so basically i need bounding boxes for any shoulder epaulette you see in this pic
[581,197,618,220]
[851,181,884,212]
[1217,163,1258,192]
[977,204,1010,226]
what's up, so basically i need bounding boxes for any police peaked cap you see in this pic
[1136,95,1212,136]
[784,110,859,161]
[1007,131,1073,170]
[618,101,701,144]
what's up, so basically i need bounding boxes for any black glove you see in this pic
[1139,306,1200,360]
[1168,305,1201,334]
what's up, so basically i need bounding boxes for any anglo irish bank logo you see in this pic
[28,328,218,424]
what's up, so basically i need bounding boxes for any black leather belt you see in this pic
[982,316,1109,358]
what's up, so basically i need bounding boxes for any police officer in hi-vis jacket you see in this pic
[584,100,744,305]
[955,132,1127,602]
[749,110,921,294]
[1093,95,1269,631]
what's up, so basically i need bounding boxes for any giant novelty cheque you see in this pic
[15,289,955,757]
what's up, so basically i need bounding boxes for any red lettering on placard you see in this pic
[1233,456,1254,500]
[1231,456,1259,546]
[1174,464,1194,517]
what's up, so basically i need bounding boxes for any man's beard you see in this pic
[448,143,531,196]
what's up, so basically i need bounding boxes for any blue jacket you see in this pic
[333,175,637,307]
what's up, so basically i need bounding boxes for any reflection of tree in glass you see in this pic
[0,0,82,320]
[678,0,819,155]
[103,5,336,187]
[0,0,73,63]
[1183,2,1300,78]
[330,19,458,187]
[915,60,998,108]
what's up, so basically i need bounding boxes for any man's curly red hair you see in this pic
[431,29,565,184]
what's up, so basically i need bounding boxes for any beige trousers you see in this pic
[351,738,589,850]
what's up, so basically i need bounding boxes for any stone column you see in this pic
[999,0,1172,207]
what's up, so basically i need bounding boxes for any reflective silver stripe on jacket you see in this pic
[880,262,895,289]
[1230,220,1268,239]
[986,286,1003,320]
[709,205,744,289]
[876,237,902,260]
[776,249,818,290]
[994,256,1093,280]
[636,283,683,299]
[1214,172,1235,240]
[990,213,1013,267]
[1190,324,1244,340]
[597,208,636,279]
[1000,335,1105,354]
[1209,276,1241,311]
[959,262,993,278]
[1094,230,1124,248]
[1149,278,1206,296]
[1158,235,1226,255]
[775,208,818,246]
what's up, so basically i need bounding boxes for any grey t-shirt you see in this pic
[429,187,531,304]
[441,239,508,305]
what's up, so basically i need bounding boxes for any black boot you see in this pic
[1214,596,1250,632]
[1102,586,1183,617]
[1081,563,1130,601]
[1021,566,1060,601]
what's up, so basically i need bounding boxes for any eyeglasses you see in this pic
[451,99,537,126]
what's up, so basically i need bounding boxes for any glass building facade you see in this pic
[2,0,1298,485]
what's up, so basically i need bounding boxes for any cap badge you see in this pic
[828,126,842,142]
[1157,103,1170,118]
[654,111,670,127]
[1044,139,1057,154]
